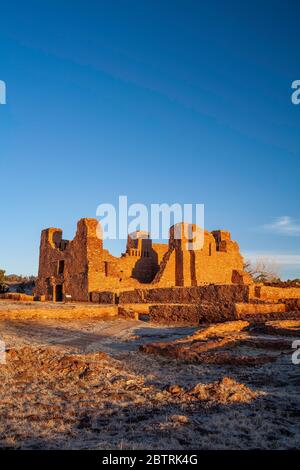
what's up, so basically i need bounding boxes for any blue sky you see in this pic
[0,0,300,278]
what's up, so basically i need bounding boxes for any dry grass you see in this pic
[139,320,291,365]
[0,302,300,449]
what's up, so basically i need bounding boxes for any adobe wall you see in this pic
[149,302,237,325]
[152,225,246,287]
[35,219,96,301]
[235,302,286,316]
[36,221,167,301]
[152,243,169,264]
[118,285,249,305]
[148,300,298,325]
[36,219,251,301]
[90,291,117,304]
[124,235,168,283]
[284,299,300,311]
[35,218,137,301]
[254,286,300,301]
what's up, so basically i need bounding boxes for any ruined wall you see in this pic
[234,302,286,317]
[36,221,164,301]
[118,285,249,304]
[90,291,117,304]
[152,250,176,287]
[77,224,144,293]
[87,231,166,289]
[254,286,300,301]
[35,227,64,301]
[36,219,96,301]
[125,234,167,283]
[149,303,237,325]
[65,219,96,300]
[152,243,169,264]
[36,219,251,302]
[153,224,246,287]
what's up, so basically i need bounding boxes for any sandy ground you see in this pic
[0,301,300,450]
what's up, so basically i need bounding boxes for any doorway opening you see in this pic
[55,284,63,302]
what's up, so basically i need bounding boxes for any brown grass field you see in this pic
[0,301,300,450]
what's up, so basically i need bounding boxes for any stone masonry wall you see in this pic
[149,302,237,325]
[254,286,300,301]
[35,221,90,302]
[36,219,250,301]
[152,224,245,287]
[118,285,249,305]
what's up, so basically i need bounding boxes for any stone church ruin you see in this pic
[35,218,251,302]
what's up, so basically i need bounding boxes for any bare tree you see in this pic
[0,269,9,294]
[244,259,280,283]
[0,269,5,284]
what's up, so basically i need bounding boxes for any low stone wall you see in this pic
[119,285,249,305]
[0,293,35,301]
[0,302,118,319]
[149,302,236,325]
[118,306,139,320]
[255,286,300,301]
[90,291,117,304]
[283,299,300,311]
[235,302,286,317]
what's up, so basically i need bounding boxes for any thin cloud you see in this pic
[243,252,300,266]
[262,216,300,236]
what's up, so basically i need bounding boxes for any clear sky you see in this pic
[0,0,300,279]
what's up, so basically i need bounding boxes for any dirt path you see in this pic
[0,317,196,356]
